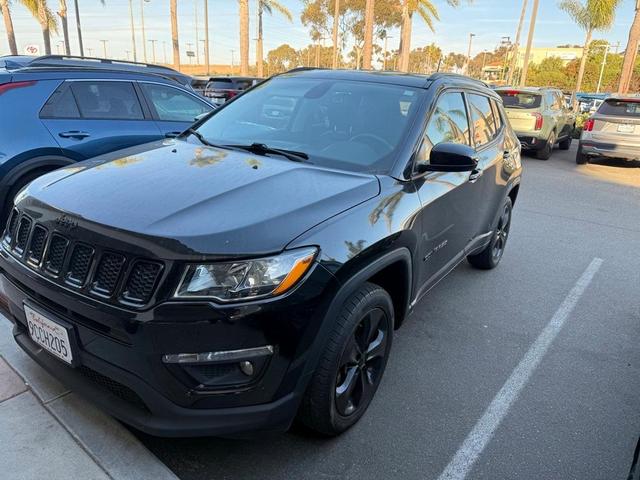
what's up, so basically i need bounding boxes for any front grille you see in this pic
[92,253,125,296]
[27,226,47,264]
[66,243,94,286]
[77,366,149,412]
[15,217,32,253]
[122,261,162,304]
[5,211,164,308]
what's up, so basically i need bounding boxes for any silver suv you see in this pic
[577,96,640,164]
[496,87,576,160]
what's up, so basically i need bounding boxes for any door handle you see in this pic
[165,131,181,138]
[469,169,483,183]
[58,131,90,139]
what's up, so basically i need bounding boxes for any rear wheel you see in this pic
[535,131,555,160]
[558,135,572,150]
[576,145,589,165]
[297,282,393,436]
[467,197,513,270]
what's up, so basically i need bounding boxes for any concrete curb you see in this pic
[0,316,179,480]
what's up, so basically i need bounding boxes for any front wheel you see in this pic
[467,197,513,270]
[297,282,394,436]
[558,135,572,150]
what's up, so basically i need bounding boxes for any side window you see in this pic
[423,92,470,158]
[467,93,497,148]
[40,85,80,118]
[141,83,210,122]
[71,81,144,120]
[546,92,560,111]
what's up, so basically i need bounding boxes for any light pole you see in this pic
[194,0,200,65]
[519,0,539,87]
[383,35,393,70]
[140,0,150,63]
[129,0,137,62]
[230,49,236,74]
[204,0,210,75]
[148,39,158,63]
[73,0,84,56]
[465,33,475,75]
[100,40,108,58]
[187,43,194,64]
[481,50,489,79]
[162,41,167,64]
[87,47,93,57]
[125,50,131,60]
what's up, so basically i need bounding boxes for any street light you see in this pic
[100,40,109,58]
[129,0,137,62]
[383,35,393,70]
[141,0,151,63]
[148,39,158,64]
[465,33,475,75]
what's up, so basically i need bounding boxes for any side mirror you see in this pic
[417,143,478,173]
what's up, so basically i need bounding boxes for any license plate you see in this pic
[24,304,74,365]
[617,124,635,133]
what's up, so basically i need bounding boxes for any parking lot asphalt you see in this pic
[136,144,640,480]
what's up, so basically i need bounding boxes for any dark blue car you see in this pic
[0,55,214,223]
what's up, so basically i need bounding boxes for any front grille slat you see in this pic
[15,217,32,253]
[66,243,94,287]
[92,252,126,296]
[6,211,163,308]
[122,261,162,304]
[45,234,69,275]
[27,226,48,264]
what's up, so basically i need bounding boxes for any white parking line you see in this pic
[437,257,604,480]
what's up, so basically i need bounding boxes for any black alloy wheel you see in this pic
[491,201,512,263]
[335,307,389,416]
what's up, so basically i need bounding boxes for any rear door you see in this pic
[40,80,161,160]
[591,99,640,146]
[497,90,542,133]
[138,82,213,138]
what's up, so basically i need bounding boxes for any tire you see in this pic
[576,145,589,165]
[297,282,394,436]
[535,131,555,160]
[558,135,572,150]
[467,197,513,270]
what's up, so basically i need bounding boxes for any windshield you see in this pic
[598,99,640,118]
[497,91,542,109]
[194,76,424,173]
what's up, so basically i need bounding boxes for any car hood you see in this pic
[23,140,380,256]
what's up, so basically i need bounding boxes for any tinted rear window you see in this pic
[497,91,542,109]
[598,99,640,117]
[207,79,234,89]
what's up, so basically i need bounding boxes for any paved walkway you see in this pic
[0,316,179,480]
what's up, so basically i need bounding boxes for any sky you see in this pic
[0,0,637,66]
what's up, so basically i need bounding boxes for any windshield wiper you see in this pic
[222,143,309,163]
[184,128,218,148]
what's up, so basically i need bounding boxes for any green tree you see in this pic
[257,1,293,77]
[266,43,299,73]
[559,0,622,95]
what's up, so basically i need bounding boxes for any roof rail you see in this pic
[428,72,489,88]
[26,55,180,73]
[285,67,323,73]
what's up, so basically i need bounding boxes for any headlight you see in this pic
[174,247,317,301]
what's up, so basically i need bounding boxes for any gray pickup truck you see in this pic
[496,87,576,160]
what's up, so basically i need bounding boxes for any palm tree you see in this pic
[170,0,179,68]
[256,0,292,77]
[362,0,374,69]
[22,0,58,55]
[559,0,622,96]
[0,0,17,55]
[57,0,70,54]
[398,0,465,73]
[239,0,249,75]
[618,0,640,94]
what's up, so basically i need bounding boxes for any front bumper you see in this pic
[0,249,339,437]
[579,140,640,162]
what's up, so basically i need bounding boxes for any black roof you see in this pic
[281,68,489,90]
[0,55,192,86]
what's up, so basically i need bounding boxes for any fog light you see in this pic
[239,361,254,376]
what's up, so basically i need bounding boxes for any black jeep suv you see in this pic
[0,70,521,437]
